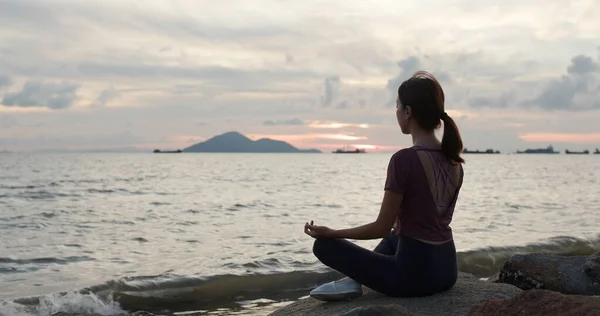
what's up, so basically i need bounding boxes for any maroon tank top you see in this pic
[384,144,464,242]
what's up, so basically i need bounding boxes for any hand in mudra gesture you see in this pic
[304,220,335,238]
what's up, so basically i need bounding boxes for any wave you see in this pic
[1,235,598,315]
[457,235,600,277]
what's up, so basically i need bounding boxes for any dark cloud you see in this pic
[1,81,79,109]
[527,54,600,111]
[567,55,599,75]
[385,56,453,107]
[386,56,421,99]
[320,76,341,107]
[94,87,119,106]
[0,75,12,89]
[262,118,305,126]
[466,53,600,111]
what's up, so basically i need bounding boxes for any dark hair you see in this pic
[398,71,464,164]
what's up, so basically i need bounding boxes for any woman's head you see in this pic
[396,71,464,163]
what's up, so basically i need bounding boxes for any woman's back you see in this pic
[386,144,464,243]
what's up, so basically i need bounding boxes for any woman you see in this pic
[304,71,464,301]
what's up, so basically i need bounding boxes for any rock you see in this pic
[342,304,417,316]
[583,250,600,281]
[468,289,600,316]
[484,272,500,283]
[50,312,157,316]
[498,253,600,295]
[268,273,522,316]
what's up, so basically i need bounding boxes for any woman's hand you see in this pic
[304,220,336,239]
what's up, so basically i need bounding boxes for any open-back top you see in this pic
[384,144,464,242]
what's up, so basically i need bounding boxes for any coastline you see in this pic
[268,251,600,316]
[3,241,598,316]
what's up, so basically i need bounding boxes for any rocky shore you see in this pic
[47,251,600,316]
[268,250,600,316]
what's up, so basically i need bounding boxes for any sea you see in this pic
[1,152,599,316]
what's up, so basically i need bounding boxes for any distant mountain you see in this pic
[182,131,321,153]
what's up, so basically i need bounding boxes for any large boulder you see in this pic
[583,250,600,281]
[268,273,522,316]
[498,253,600,295]
[468,289,600,316]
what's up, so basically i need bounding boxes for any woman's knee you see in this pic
[312,238,338,259]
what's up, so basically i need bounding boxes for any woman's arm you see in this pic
[330,190,404,240]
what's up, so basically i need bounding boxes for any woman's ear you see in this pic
[405,105,412,119]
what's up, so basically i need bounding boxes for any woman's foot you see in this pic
[309,278,363,301]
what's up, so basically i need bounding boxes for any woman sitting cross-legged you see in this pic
[304,71,465,301]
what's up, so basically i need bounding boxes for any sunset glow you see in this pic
[519,133,600,143]
[247,133,368,142]
[0,0,599,153]
[307,121,370,129]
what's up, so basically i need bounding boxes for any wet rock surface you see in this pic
[269,273,522,316]
[467,289,600,316]
[498,253,600,295]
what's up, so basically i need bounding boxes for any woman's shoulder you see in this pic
[389,147,419,165]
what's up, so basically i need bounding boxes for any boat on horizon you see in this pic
[516,145,559,154]
[565,149,589,155]
[463,148,500,154]
[153,149,182,153]
[332,146,366,154]
[594,148,600,155]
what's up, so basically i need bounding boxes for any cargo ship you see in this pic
[516,145,559,154]
[463,148,500,154]
[332,146,366,154]
[153,149,182,153]
[565,149,589,154]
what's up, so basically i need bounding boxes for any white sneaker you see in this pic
[309,278,363,301]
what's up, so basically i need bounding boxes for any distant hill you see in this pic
[182,131,321,153]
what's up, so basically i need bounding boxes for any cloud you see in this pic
[262,118,305,126]
[307,121,369,129]
[0,75,12,89]
[385,56,454,107]
[0,0,599,151]
[1,81,79,109]
[525,54,600,111]
[94,87,119,106]
[320,76,341,107]
[248,133,368,142]
[469,53,600,111]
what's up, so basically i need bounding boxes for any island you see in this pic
[182,131,321,153]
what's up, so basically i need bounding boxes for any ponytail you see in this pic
[441,114,465,164]
[399,71,465,164]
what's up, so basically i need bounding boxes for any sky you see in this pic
[1,0,600,153]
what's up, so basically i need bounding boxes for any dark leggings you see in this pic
[312,231,458,297]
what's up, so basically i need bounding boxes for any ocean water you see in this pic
[1,152,599,316]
